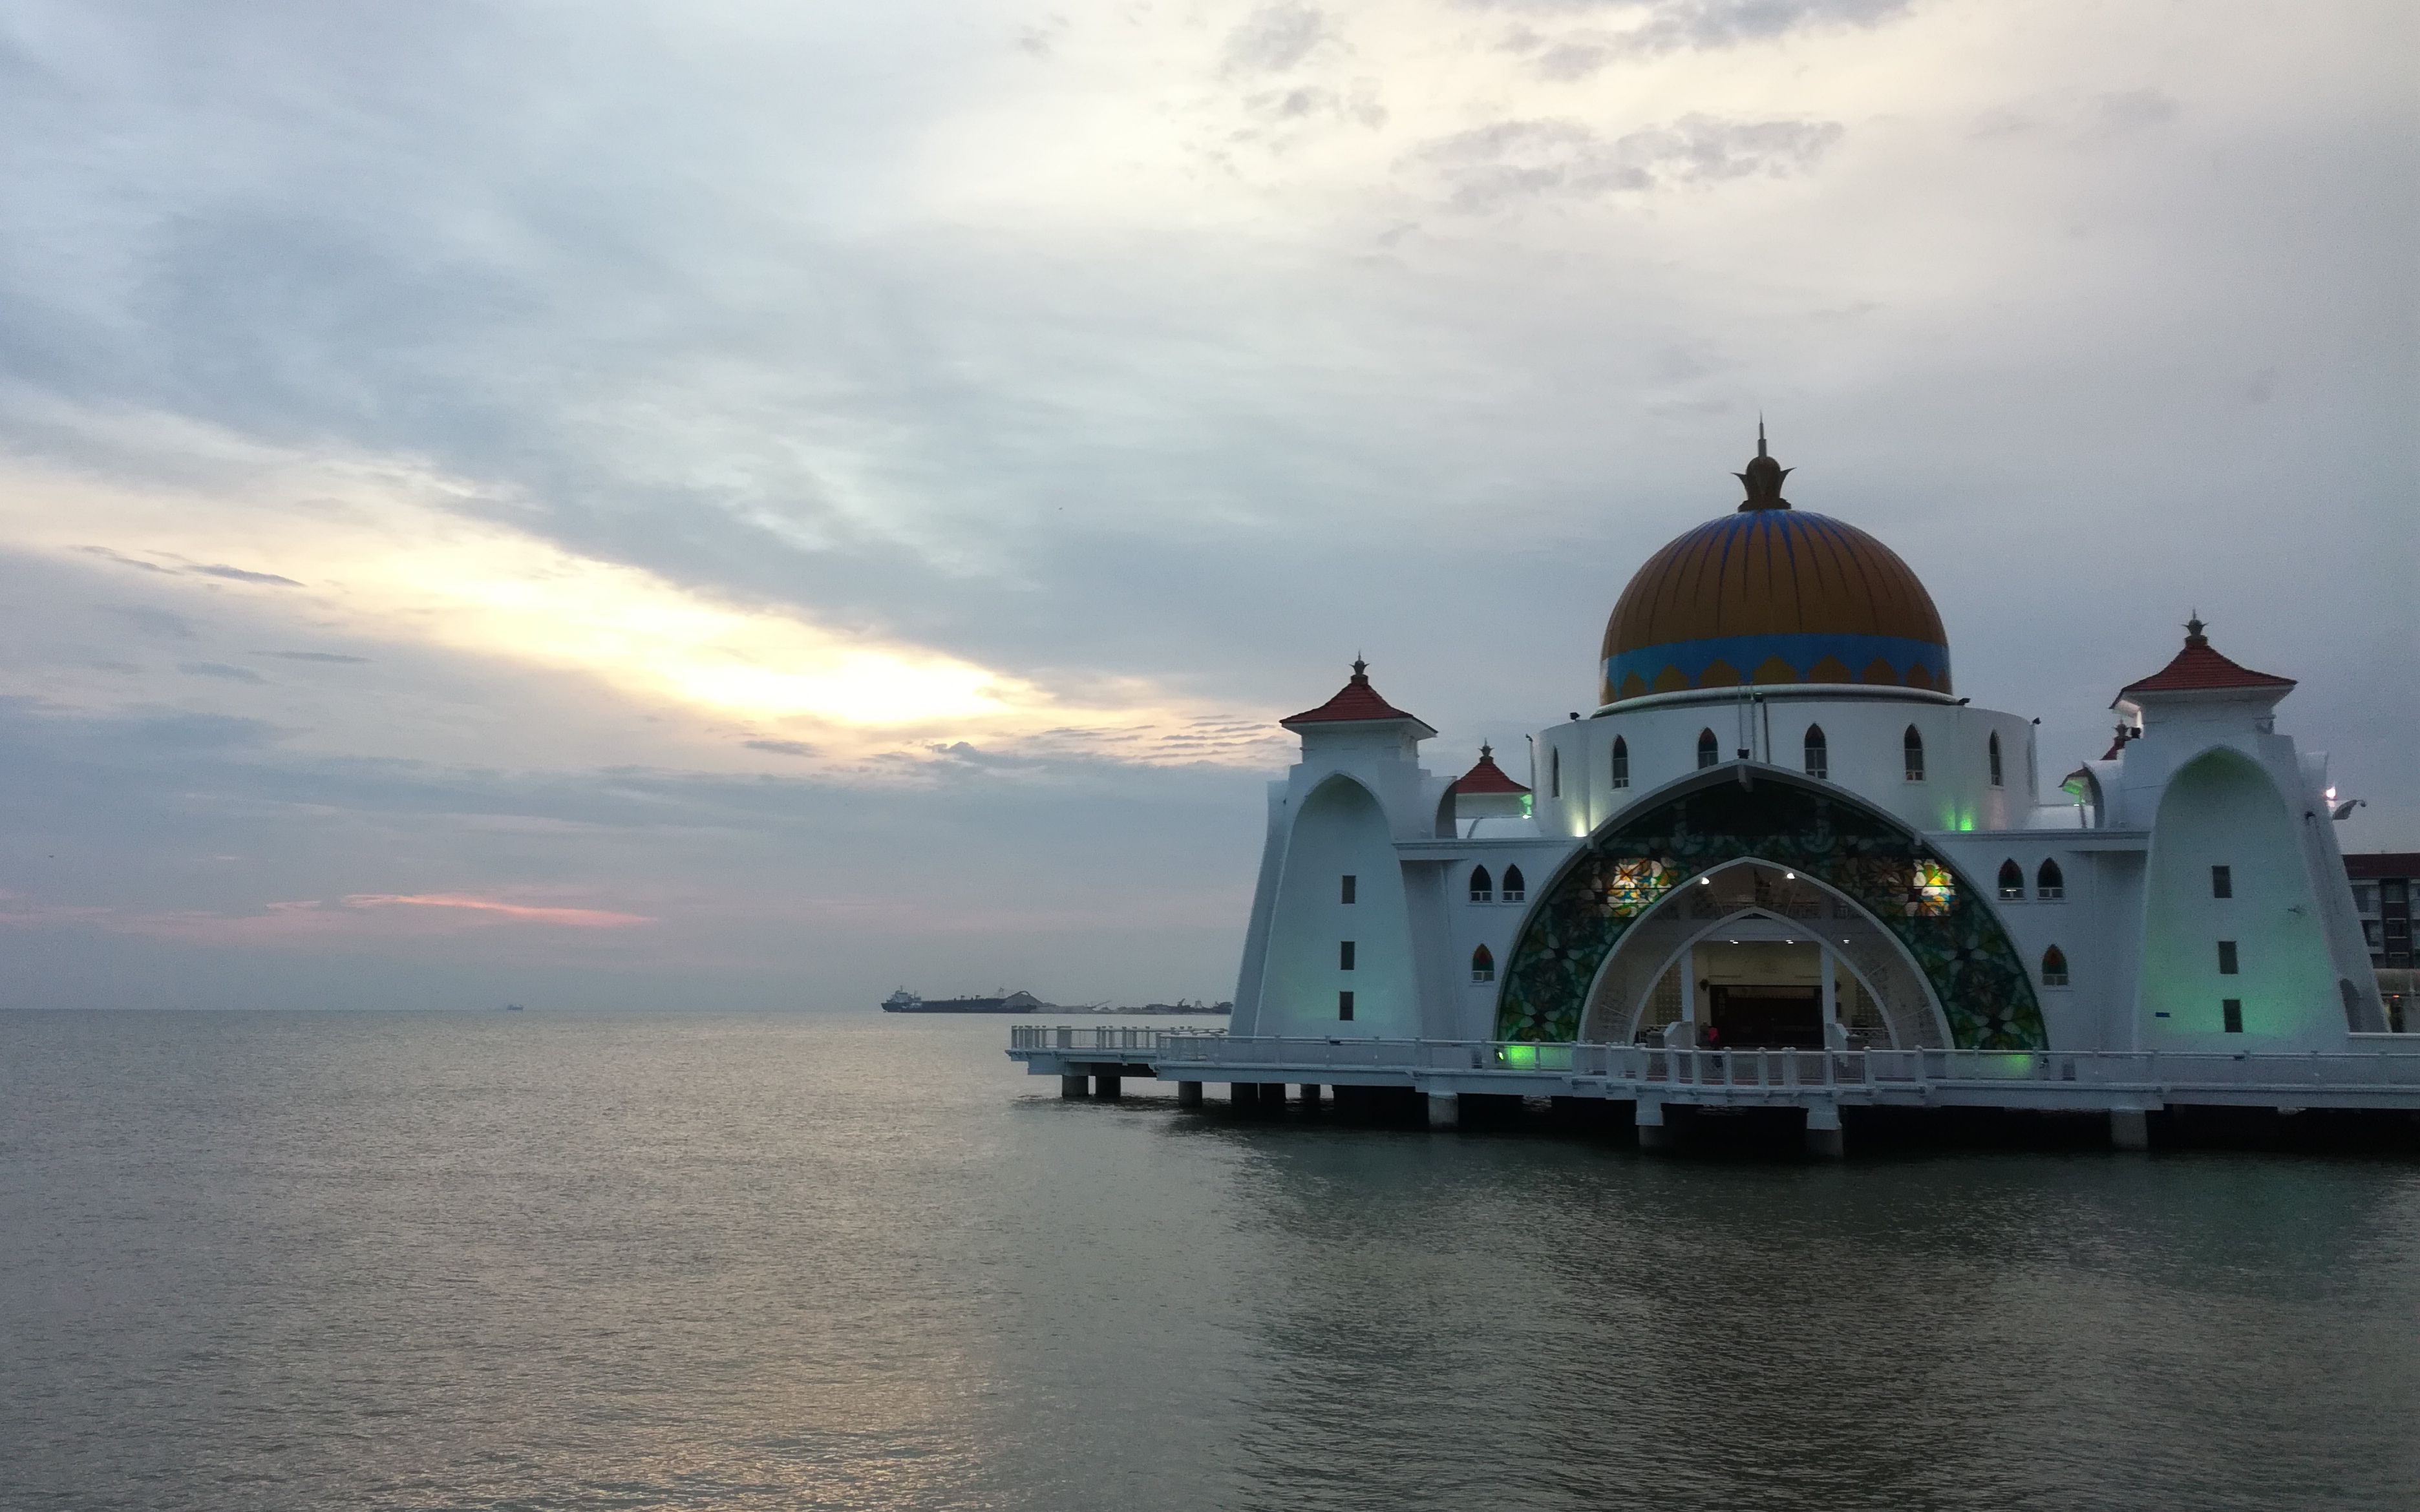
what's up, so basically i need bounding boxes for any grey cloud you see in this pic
[1973,89,2181,143]
[106,606,198,640]
[178,661,266,683]
[1224,3,1331,74]
[1469,0,1915,56]
[111,707,280,750]
[743,739,816,757]
[2096,88,2180,132]
[1415,114,1843,211]
[191,563,304,587]
[262,650,370,663]
[74,545,173,573]
[0,695,1266,1007]
[1534,41,1614,79]
[929,740,1045,768]
[1240,81,1387,130]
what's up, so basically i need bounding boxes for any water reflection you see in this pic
[2,1013,2413,1512]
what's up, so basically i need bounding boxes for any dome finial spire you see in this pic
[2183,612,2207,649]
[1734,423,1791,510]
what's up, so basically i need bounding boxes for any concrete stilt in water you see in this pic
[1094,1073,1121,1099]
[1636,1098,1672,1151]
[1177,1081,1204,1108]
[1297,1084,1322,1105]
[1804,1103,1845,1159]
[1228,1082,1255,1106]
[1260,1083,1288,1104]
[2110,1108,2151,1150]
[1060,1073,1087,1098]
[1426,1091,1459,1129]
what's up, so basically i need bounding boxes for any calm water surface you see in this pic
[3,1011,2415,1511]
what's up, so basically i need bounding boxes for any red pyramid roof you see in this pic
[1281,660,1430,730]
[1449,744,1530,795]
[2116,618,2295,702]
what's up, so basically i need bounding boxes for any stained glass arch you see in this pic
[1493,765,2045,1048]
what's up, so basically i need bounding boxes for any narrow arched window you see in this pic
[1610,736,1629,790]
[1903,725,1926,781]
[1998,860,2024,901]
[2041,945,2069,987]
[1803,724,1828,779]
[1550,747,1561,798]
[1697,728,1719,770]
[1471,944,1495,982]
[1502,865,1526,903]
[1988,731,2004,787]
[2037,859,2064,900]
[1469,866,1492,903]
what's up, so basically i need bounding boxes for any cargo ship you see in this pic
[880,989,1231,1014]
[882,988,1051,1014]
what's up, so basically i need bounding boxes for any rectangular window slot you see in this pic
[2222,998,2243,1034]
[2211,865,2232,899]
[2217,940,2238,974]
[1339,940,1355,971]
[1340,874,1356,905]
[1337,990,1354,1022]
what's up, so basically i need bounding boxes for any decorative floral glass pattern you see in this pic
[1494,781,2047,1049]
[1912,861,1955,917]
[1605,858,1677,916]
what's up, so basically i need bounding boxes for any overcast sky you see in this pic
[1,0,2412,1010]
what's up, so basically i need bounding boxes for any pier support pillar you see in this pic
[1636,1099,1672,1151]
[1425,1091,1459,1129]
[1260,1083,1288,1105]
[1297,1084,1322,1105]
[1804,1104,1845,1160]
[1093,1074,1121,1100]
[1060,1073,1087,1098]
[2110,1108,2150,1151]
[1177,1081,1204,1108]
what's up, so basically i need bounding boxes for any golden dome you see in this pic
[1599,436,1950,706]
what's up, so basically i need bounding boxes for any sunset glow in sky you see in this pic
[0,0,2410,1008]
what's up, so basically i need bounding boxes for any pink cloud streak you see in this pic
[341,894,654,928]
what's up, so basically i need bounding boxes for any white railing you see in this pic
[1007,1027,2420,1094]
[1007,1024,1225,1055]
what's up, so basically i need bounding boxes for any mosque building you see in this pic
[1229,431,2389,1058]
[1014,432,2410,1149]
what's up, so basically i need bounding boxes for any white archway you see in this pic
[1575,857,1950,1047]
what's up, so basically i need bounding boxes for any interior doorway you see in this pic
[1707,983,1825,1048]
[1696,938,1825,1049]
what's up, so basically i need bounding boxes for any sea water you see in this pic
[3,1010,2415,1511]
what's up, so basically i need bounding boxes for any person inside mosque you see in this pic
[1227,430,2396,1055]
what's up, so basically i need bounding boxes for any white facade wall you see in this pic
[1531,691,2039,841]
[1236,674,2384,1053]
[1231,719,1452,1039]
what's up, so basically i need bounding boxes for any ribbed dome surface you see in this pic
[1600,509,1951,706]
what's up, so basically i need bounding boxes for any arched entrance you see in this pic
[1575,859,1948,1049]
[1494,767,2046,1048]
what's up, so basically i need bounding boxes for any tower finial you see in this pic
[1350,654,1368,680]
[1734,423,1791,510]
[2183,612,2207,649]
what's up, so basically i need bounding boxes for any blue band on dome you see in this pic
[1605,632,1952,700]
